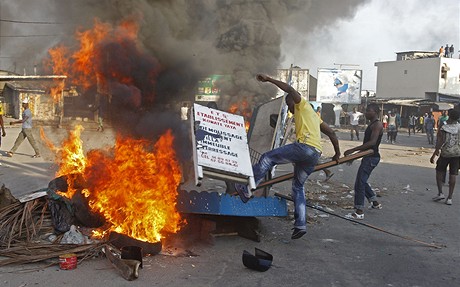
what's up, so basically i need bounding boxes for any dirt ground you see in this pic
[0,123,459,287]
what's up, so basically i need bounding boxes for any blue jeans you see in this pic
[253,142,321,230]
[354,155,380,210]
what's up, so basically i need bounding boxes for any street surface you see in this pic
[0,124,459,287]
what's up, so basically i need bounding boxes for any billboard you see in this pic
[276,68,309,98]
[317,68,362,104]
[195,74,230,102]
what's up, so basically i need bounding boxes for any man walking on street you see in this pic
[7,98,40,158]
[235,74,341,239]
[344,104,383,219]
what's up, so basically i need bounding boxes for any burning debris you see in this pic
[0,123,187,281]
[42,124,186,243]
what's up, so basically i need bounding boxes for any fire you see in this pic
[44,18,159,105]
[51,126,184,243]
[228,100,252,131]
[43,17,182,242]
[39,125,86,199]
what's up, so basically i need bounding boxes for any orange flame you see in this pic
[44,18,156,103]
[50,126,184,242]
[228,100,252,132]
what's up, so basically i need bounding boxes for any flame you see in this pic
[46,45,70,102]
[44,17,159,105]
[228,100,252,132]
[50,126,184,242]
[43,17,182,242]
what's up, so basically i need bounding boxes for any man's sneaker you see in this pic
[369,203,382,209]
[445,198,452,205]
[345,212,364,220]
[432,194,445,201]
[291,228,306,239]
[234,183,251,203]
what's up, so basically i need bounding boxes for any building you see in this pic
[0,75,66,124]
[375,52,460,102]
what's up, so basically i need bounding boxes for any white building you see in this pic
[375,52,460,102]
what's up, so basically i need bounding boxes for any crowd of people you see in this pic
[439,44,456,58]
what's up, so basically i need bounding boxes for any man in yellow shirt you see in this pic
[236,74,341,239]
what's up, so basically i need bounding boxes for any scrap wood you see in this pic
[256,149,374,190]
[104,244,141,281]
[274,192,444,249]
[0,242,105,267]
[0,197,53,248]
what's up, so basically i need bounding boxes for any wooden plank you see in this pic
[255,149,374,190]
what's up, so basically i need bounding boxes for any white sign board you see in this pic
[192,104,255,188]
[276,68,309,98]
[317,68,362,104]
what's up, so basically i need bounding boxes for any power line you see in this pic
[0,34,63,38]
[0,18,62,24]
[0,17,63,25]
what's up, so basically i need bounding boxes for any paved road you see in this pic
[0,125,459,287]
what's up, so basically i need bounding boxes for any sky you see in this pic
[0,0,459,93]
[281,0,460,90]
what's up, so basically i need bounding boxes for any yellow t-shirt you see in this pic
[0,104,3,115]
[294,97,322,151]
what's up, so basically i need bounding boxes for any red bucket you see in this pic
[59,253,77,270]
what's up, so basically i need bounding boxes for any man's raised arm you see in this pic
[256,74,301,104]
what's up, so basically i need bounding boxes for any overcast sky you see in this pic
[282,0,460,90]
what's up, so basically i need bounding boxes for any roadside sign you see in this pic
[191,103,255,189]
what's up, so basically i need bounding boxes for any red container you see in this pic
[59,253,78,270]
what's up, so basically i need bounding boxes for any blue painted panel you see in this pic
[177,190,287,217]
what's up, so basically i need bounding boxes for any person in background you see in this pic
[444,44,449,57]
[181,102,189,121]
[436,111,450,186]
[347,107,363,141]
[387,111,398,144]
[437,110,448,130]
[382,112,388,132]
[449,44,454,58]
[430,109,460,205]
[88,96,108,132]
[314,104,334,182]
[7,98,40,158]
[235,74,341,240]
[417,114,425,133]
[344,104,383,219]
[316,106,321,118]
[408,114,417,136]
[425,113,435,145]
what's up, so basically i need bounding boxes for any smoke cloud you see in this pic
[0,0,369,160]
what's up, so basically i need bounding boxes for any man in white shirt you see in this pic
[347,107,363,141]
[7,98,40,158]
[180,102,189,121]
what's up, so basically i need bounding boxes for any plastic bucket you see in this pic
[121,246,143,268]
[59,253,77,270]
